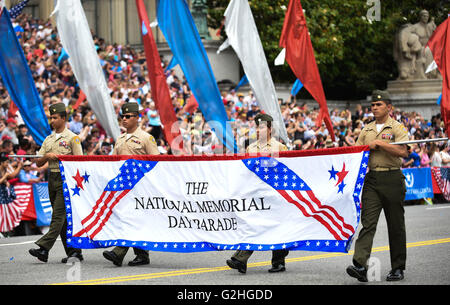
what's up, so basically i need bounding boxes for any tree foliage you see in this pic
[207,0,450,100]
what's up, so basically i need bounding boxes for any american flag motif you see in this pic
[9,0,30,19]
[243,157,355,240]
[0,183,31,232]
[71,160,158,239]
[431,167,450,201]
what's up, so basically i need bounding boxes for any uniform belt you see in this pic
[49,169,60,173]
[370,167,400,172]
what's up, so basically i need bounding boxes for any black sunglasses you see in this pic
[121,114,138,119]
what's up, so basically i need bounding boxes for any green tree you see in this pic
[207,0,449,100]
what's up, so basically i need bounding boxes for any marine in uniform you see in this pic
[29,103,84,263]
[226,113,289,274]
[346,90,409,282]
[103,103,159,267]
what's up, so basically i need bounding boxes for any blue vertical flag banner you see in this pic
[437,93,442,105]
[32,182,52,227]
[0,9,51,145]
[157,0,237,153]
[291,79,304,96]
[402,167,434,201]
[234,75,249,91]
[164,56,179,73]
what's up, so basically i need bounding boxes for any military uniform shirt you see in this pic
[113,128,159,155]
[246,138,288,153]
[356,116,409,170]
[38,128,83,172]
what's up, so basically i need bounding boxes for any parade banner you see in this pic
[402,167,434,201]
[59,147,369,253]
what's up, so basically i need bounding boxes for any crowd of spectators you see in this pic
[0,13,448,177]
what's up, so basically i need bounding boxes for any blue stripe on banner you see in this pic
[156,0,238,153]
[64,237,349,253]
[0,9,51,145]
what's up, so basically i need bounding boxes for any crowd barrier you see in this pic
[402,167,450,201]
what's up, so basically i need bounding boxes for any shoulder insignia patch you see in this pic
[73,136,81,145]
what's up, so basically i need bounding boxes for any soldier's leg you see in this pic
[133,248,149,259]
[231,250,254,264]
[35,173,67,251]
[271,249,289,266]
[352,172,383,269]
[380,171,407,271]
[49,175,82,257]
[112,246,129,261]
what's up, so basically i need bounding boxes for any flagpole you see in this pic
[8,155,43,158]
[392,138,449,145]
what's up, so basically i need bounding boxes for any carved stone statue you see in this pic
[191,0,211,40]
[394,10,439,80]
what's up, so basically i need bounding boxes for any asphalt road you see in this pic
[1,203,450,286]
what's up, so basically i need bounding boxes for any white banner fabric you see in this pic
[60,147,369,253]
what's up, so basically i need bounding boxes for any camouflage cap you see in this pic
[255,113,273,127]
[49,103,67,115]
[121,102,140,114]
[372,90,391,103]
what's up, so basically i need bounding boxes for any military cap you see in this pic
[254,113,273,126]
[121,102,140,114]
[372,90,391,104]
[49,103,67,115]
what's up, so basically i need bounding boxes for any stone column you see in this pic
[110,0,126,44]
[39,0,54,22]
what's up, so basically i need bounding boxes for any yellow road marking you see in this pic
[52,237,450,285]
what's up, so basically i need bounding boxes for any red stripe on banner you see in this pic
[278,190,342,240]
[82,191,117,235]
[59,146,370,162]
[80,191,107,227]
[294,190,350,239]
[89,189,131,239]
[305,190,355,234]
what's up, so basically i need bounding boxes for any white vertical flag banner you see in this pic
[222,0,289,144]
[52,0,120,140]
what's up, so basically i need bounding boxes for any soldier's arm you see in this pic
[35,139,56,167]
[71,136,83,156]
[145,135,160,155]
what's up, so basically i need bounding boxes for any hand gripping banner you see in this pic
[59,146,369,253]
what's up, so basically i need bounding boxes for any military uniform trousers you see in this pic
[36,172,81,256]
[353,170,406,271]
[232,249,289,266]
[112,246,148,261]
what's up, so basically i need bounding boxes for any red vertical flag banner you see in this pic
[279,0,335,141]
[427,17,450,135]
[135,0,182,151]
